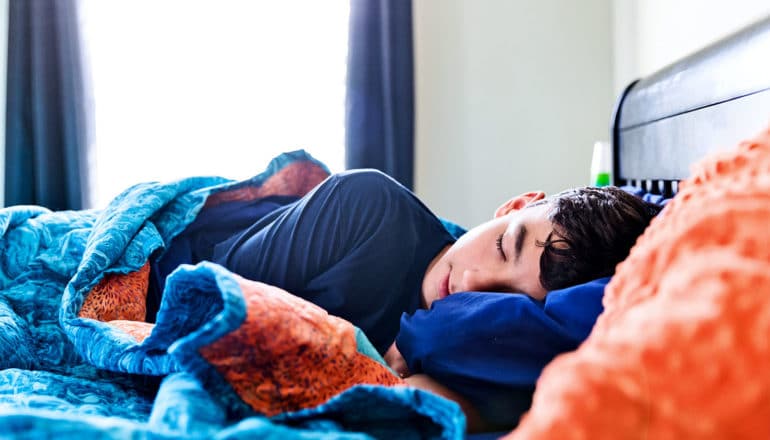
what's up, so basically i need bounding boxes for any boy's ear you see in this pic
[494,191,546,218]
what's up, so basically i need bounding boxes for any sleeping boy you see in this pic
[148,168,662,431]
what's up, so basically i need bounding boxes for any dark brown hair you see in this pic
[535,186,663,291]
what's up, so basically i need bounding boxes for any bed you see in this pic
[2,14,770,440]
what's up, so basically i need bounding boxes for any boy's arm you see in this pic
[384,343,489,433]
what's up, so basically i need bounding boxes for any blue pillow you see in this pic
[395,277,609,429]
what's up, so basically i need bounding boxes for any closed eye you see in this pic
[496,233,507,261]
[514,224,527,263]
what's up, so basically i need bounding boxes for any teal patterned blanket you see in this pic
[0,151,464,439]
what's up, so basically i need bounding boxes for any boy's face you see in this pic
[421,193,553,308]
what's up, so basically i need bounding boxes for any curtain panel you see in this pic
[5,0,90,210]
[345,0,414,189]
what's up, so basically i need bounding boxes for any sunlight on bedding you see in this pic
[79,0,348,208]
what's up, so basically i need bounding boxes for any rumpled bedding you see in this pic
[0,151,464,439]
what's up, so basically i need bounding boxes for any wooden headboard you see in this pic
[611,15,770,197]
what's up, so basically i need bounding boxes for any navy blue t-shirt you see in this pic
[156,169,455,354]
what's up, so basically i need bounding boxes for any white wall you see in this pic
[612,0,770,96]
[413,0,770,227]
[0,0,7,207]
[413,0,614,227]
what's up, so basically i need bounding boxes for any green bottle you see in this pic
[590,141,612,187]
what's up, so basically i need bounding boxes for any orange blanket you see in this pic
[80,263,404,416]
[506,126,770,439]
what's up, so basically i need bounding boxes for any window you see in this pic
[79,1,349,207]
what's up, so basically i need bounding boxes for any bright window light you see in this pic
[79,0,349,208]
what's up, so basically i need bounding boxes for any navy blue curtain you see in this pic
[5,0,90,210]
[345,0,414,189]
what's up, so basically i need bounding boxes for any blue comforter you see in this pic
[0,151,463,439]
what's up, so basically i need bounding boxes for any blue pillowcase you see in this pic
[396,277,610,429]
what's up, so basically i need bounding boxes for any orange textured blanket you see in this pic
[506,125,770,439]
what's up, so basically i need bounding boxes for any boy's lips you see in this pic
[438,272,450,300]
